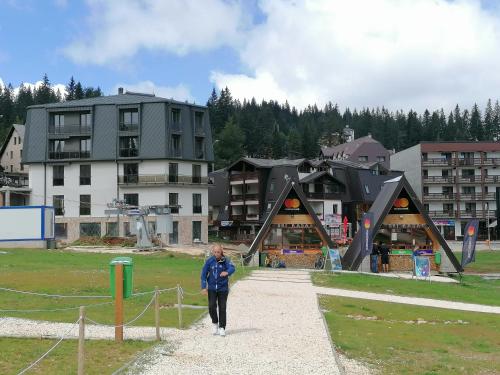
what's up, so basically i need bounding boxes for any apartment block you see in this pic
[22,90,214,244]
[391,142,500,240]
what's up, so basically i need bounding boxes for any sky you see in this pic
[1,0,500,112]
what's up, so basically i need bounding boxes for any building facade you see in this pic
[23,91,214,244]
[391,142,500,240]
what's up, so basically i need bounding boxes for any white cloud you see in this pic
[211,0,500,111]
[64,0,246,65]
[0,77,67,97]
[112,81,193,102]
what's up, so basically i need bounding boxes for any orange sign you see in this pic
[393,198,409,208]
[467,226,475,236]
[284,198,300,209]
[363,217,371,229]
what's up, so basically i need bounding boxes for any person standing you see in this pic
[379,241,391,272]
[201,244,235,337]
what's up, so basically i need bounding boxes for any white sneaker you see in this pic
[218,327,226,337]
[212,324,219,335]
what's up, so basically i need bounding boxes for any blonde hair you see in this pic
[212,243,224,256]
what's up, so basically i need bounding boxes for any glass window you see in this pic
[80,223,101,237]
[53,195,64,216]
[80,113,92,131]
[194,112,204,132]
[169,193,179,214]
[192,221,202,241]
[169,221,179,244]
[120,109,139,130]
[192,164,201,183]
[193,193,202,214]
[124,193,139,207]
[172,108,181,123]
[123,163,138,183]
[169,163,178,183]
[119,136,138,157]
[195,137,204,159]
[377,156,386,162]
[80,138,91,156]
[358,156,368,162]
[171,134,181,157]
[80,165,91,185]
[53,166,64,186]
[80,194,91,216]
[105,222,119,237]
[55,223,67,239]
[53,114,64,131]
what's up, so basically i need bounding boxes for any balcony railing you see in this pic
[422,176,455,184]
[483,175,500,183]
[194,125,205,136]
[423,193,455,201]
[231,194,244,201]
[457,175,482,183]
[119,148,139,157]
[49,151,91,160]
[119,123,139,132]
[246,214,259,221]
[229,172,259,182]
[482,158,500,166]
[49,125,91,135]
[244,193,259,201]
[231,214,245,221]
[171,122,182,133]
[427,210,456,218]
[459,210,497,218]
[422,158,453,166]
[118,174,208,185]
[460,193,484,201]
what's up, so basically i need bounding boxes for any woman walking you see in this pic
[201,244,235,336]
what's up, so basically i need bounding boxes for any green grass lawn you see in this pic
[455,251,500,274]
[312,272,500,306]
[320,295,500,375]
[0,248,252,374]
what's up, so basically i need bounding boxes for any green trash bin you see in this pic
[110,257,133,299]
[434,252,441,265]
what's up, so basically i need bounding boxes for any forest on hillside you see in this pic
[1,75,499,170]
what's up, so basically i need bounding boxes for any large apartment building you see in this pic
[391,142,500,240]
[22,90,214,244]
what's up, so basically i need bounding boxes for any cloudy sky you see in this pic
[1,0,500,111]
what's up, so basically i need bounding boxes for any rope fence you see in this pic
[0,286,111,299]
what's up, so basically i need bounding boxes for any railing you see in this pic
[422,176,455,183]
[423,193,455,201]
[456,158,480,166]
[49,151,91,160]
[246,214,259,221]
[457,175,482,183]
[484,176,500,183]
[422,158,453,166]
[231,194,244,201]
[119,123,139,132]
[119,149,139,157]
[229,172,259,182]
[171,122,182,133]
[427,210,456,218]
[194,126,205,136]
[231,215,245,221]
[460,193,483,201]
[482,158,500,166]
[118,174,208,185]
[49,125,91,135]
[459,210,479,218]
[244,193,259,201]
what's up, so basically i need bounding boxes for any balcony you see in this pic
[459,210,497,219]
[194,125,205,136]
[457,175,482,184]
[423,193,455,201]
[49,151,90,160]
[229,172,259,185]
[118,174,208,186]
[460,193,484,201]
[48,125,91,137]
[231,194,244,202]
[231,214,245,221]
[423,176,455,184]
[119,148,139,158]
[422,158,453,167]
[482,158,500,166]
[119,123,139,133]
[171,122,182,133]
[246,214,260,221]
[427,210,456,218]
[483,175,500,183]
[456,158,481,166]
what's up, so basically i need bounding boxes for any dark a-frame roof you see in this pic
[342,175,463,272]
[244,179,335,262]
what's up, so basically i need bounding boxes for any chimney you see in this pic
[367,133,372,138]
[118,87,124,95]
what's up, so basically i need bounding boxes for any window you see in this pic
[192,221,202,241]
[443,203,454,213]
[377,156,386,162]
[171,135,181,157]
[10,165,13,172]
[171,108,181,124]
[195,137,204,159]
[20,164,24,171]
[169,163,178,183]
[53,195,64,216]
[55,223,67,239]
[120,109,139,130]
[20,149,22,158]
[424,204,429,212]
[10,151,13,159]
[422,169,428,177]
[332,204,338,214]
[465,202,476,213]
[80,138,91,157]
[169,193,179,214]
[462,169,474,177]
[364,185,370,194]
[462,186,475,194]
[105,222,119,237]
[80,113,92,131]
[53,166,64,186]
[193,193,202,214]
[442,169,450,177]
[423,186,429,195]
[124,193,139,207]
[80,223,101,237]
[442,186,453,195]
[192,164,201,183]
[169,221,179,244]
[358,156,368,162]
[13,137,16,145]
[119,136,138,157]
[53,114,64,131]
[194,112,204,133]
[49,140,65,159]
[80,165,91,185]
[123,163,138,183]
[270,179,275,192]
[80,194,91,215]
[18,137,21,144]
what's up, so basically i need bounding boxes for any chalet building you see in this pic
[209,157,401,241]
[22,90,214,243]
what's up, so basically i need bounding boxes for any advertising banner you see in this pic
[328,248,342,271]
[414,256,431,278]
[360,212,374,257]
[461,219,479,267]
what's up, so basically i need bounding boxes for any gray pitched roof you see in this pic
[321,135,380,157]
[232,157,306,169]
[28,93,206,109]
[0,124,25,159]
[13,124,25,139]
[299,170,344,185]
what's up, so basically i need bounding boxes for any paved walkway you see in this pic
[315,286,500,314]
[142,270,344,375]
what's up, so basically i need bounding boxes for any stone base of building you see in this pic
[0,240,48,248]
[55,215,208,245]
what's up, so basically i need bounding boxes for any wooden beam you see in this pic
[271,214,314,225]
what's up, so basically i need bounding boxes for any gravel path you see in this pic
[142,269,345,375]
[315,286,500,314]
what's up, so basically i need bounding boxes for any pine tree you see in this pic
[469,104,484,141]
[493,101,500,140]
[74,82,84,100]
[65,76,76,101]
[484,99,494,140]
[34,74,53,104]
[214,117,245,169]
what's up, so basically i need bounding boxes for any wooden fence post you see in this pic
[155,286,160,341]
[78,306,85,375]
[115,263,124,342]
[177,284,183,329]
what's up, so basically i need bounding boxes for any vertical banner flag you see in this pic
[343,216,348,242]
[360,212,374,257]
[461,219,479,267]
[328,248,343,271]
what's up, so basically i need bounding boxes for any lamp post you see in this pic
[486,202,491,249]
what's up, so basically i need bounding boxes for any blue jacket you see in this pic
[201,256,235,292]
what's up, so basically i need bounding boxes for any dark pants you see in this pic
[208,290,228,329]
